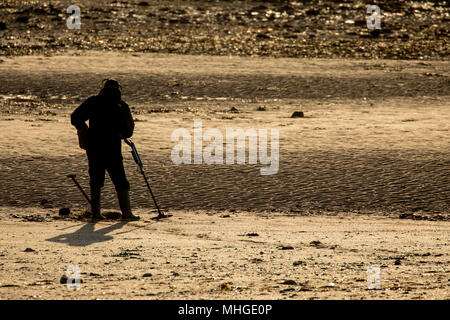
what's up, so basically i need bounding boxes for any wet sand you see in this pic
[0,52,449,216]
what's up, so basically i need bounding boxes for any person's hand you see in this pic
[77,129,88,150]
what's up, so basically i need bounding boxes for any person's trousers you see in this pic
[87,152,130,191]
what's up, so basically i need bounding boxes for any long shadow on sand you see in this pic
[46,222,130,247]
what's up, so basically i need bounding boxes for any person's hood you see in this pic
[99,86,121,101]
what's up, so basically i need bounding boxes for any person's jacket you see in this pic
[71,87,134,155]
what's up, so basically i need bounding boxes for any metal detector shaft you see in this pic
[124,139,163,217]
[139,168,163,216]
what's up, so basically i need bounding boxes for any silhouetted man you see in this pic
[71,79,139,221]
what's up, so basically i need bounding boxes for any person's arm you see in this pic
[119,101,135,139]
[71,97,95,131]
[71,97,95,149]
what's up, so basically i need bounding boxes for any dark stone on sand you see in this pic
[306,9,320,16]
[256,106,266,111]
[0,22,6,30]
[24,248,35,252]
[256,33,271,40]
[15,16,29,23]
[138,1,149,6]
[279,245,294,250]
[394,259,402,265]
[310,240,322,247]
[89,272,101,277]
[293,260,304,266]
[230,107,239,113]
[280,288,295,293]
[370,29,381,37]
[280,5,295,15]
[291,111,304,118]
[142,273,153,277]
[59,208,70,216]
[281,280,297,285]
[246,233,259,237]
[40,199,49,206]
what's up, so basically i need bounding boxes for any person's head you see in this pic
[99,78,122,100]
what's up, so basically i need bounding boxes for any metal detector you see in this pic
[124,139,172,220]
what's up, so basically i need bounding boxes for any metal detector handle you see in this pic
[124,139,143,169]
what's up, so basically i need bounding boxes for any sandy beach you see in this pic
[0,53,448,300]
[0,208,448,300]
[0,0,448,301]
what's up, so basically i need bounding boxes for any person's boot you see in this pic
[117,189,140,221]
[90,187,105,220]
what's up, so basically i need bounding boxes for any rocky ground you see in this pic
[0,0,449,59]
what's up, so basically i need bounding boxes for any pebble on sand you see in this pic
[40,199,52,208]
[220,282,231,291]
[278,245,294,250]
[59,275,68,284]
[246,233,259,237]
[291,111,304,118]
[309,240,324,248]
[59,208,70,216]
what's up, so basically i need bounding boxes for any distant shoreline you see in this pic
[0,0,448,59]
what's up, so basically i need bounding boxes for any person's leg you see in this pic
[106,155,139,220]
[88,154,106,220]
